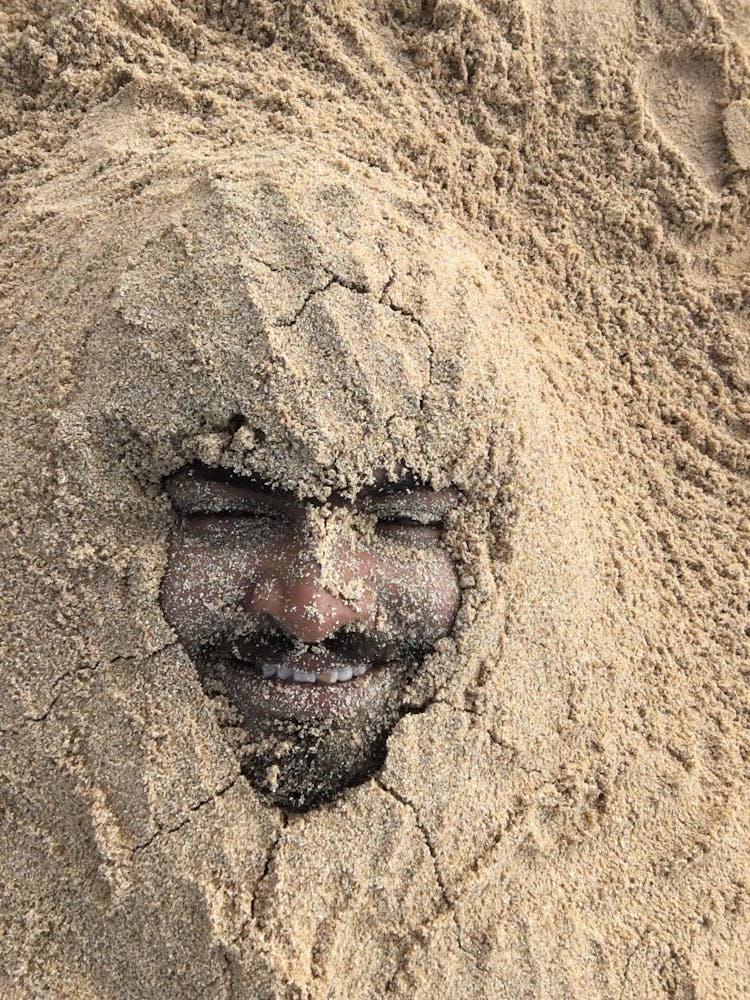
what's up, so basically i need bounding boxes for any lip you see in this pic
[215,654,399,723]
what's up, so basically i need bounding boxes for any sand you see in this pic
[1,1,749,997]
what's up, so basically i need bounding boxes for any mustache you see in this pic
[198,620,429,667]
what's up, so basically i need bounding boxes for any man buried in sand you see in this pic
[8,142,521,833]
[146,154,517,812]
[5,5,749,991]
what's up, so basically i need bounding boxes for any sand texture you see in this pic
[1,1,749,997]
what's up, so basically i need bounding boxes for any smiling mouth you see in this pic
[233,630,396,683]
[258,662,372,683]
[197,631,415,723]
[234,642,379,685]
[189,633,428,809]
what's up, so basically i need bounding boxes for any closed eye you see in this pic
[165,464,293,520]
[376,514,444,528]
[361,485,459,530]
[183,503,278,518]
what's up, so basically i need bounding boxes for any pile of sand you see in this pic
[1,2,748,997]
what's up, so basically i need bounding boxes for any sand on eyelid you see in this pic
[1,1,749,998]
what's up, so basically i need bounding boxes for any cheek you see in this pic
[368,544,461,636]
[160,529,268,641]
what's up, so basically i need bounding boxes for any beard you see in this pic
[189,623,434,810]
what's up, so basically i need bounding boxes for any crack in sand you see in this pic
[131,772,240,855]
[374,775,450,908]
[375,776,461,995]
[431,698,524,761]
[275,275,338,327]
[248,813,289,929]
[12,640,181,731]
[378,271,427,331]
[277,268,430,335]
[275,270,370,328]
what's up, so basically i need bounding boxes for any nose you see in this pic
[244,539,376,643]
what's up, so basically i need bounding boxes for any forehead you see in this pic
[166,463,435,503]
[57,147,509,502]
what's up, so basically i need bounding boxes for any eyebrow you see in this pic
[184,463,278,491]
[181,464,435,496]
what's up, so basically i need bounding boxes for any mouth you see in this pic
[190,631,430,810]
[242,641,377,684]
[201,632,412,723]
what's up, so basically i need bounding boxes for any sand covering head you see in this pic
[97,144,519,634]
[85,144,523,807]
[2,114,608,992]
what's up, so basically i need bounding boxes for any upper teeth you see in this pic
[259,663,371,684]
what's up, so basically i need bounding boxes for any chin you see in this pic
[192,648,433,810]
[237,706,399,811]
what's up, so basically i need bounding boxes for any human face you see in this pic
[160,463,461,810]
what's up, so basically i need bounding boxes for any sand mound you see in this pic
[1,2,748,997]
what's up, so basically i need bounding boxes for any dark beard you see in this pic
[236,700,399,811]
[193,625,431,811]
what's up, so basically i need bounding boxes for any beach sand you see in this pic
[1,2,749,997]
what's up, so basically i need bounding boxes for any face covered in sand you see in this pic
[78,150,513,811]
[160,462,462,809]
